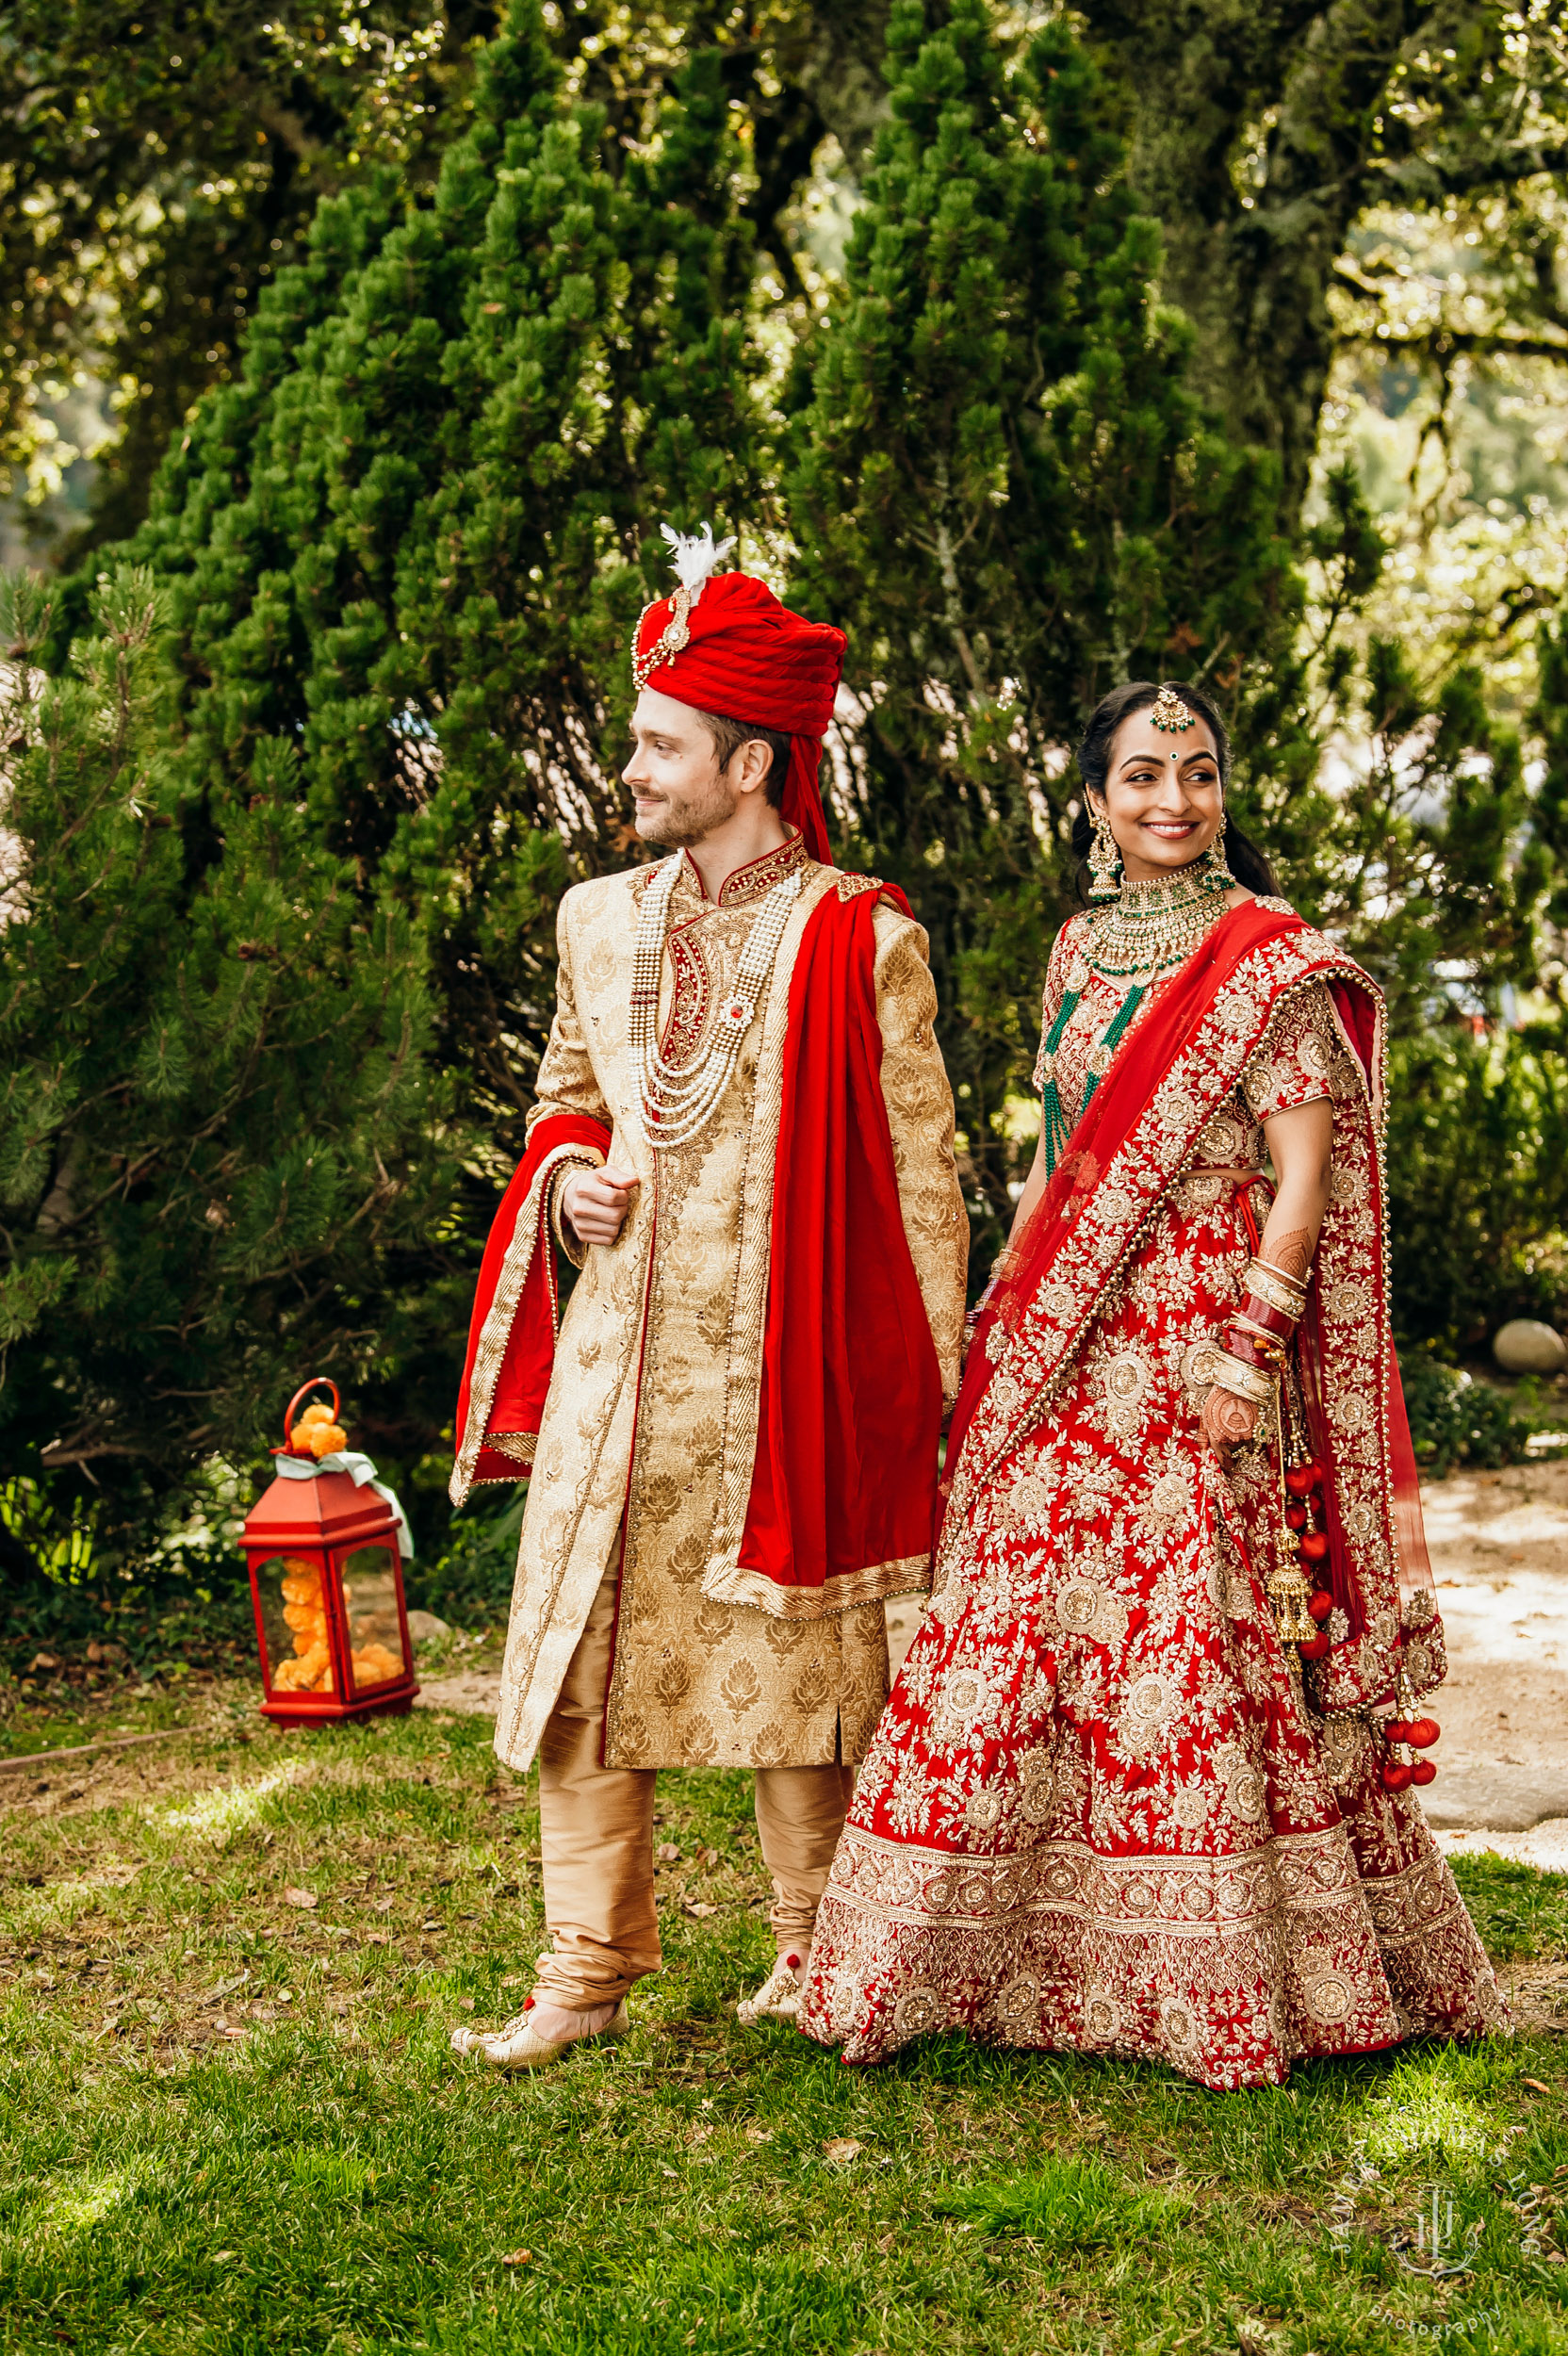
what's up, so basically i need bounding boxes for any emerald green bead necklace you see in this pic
[1038,850,1232,1174]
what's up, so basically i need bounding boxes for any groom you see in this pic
[449,529,969,2067]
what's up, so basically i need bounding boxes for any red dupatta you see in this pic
[733,881,944,1606]
[949,903,1304,1472]
[943,899,1438,1711]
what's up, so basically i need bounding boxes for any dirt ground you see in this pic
[415,1457,1568,1873]
[1419,1455,1568,1873]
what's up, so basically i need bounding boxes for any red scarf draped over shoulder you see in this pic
[449,881,944,1608]
[737,881,944,1598]
[949,904,1306,1476]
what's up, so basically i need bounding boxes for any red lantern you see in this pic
[242,1380,419,1726]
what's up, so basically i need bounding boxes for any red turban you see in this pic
[631,568,845,864]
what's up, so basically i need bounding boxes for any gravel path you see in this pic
[1419,1456,1568,1873]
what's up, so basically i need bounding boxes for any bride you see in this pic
[799,680,1502,2089]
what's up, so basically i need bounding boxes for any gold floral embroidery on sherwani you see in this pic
[491,834,970,1775]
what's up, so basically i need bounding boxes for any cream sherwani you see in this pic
[497,832,969,1770]
[489,829,968,2004]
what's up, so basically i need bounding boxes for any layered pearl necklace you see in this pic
[629,853,804,1149]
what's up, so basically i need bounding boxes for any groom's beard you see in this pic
[633,769,738,849]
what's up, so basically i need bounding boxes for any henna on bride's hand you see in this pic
[1200,1386,1258,1457]
[1265,1226,1313,1281]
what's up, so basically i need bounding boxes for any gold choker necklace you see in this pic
[1085,854,1231,980]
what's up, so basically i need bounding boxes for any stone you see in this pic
[1420,1768,1568,1835]
[404,1610,451,1646]
[1493,1318,1567,1376]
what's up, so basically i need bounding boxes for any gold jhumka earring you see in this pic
[1201,824,1237,891]
[1087,803,1121,905]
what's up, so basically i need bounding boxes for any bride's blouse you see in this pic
[1034,909,1338,1175]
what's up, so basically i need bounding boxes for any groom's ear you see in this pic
[725,735,776,800]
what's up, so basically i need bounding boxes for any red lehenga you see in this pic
[800,897,1503,2089]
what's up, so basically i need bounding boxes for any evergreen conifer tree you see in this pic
[0,567,448,1566]
[119,2,765,1148]
[786,0,1296,1254]
[787,0,1560,1265]
[9,0,1562,1570]
[3,1,769,1553]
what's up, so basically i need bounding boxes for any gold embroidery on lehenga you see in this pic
[1055,1577,1130,1646]
[965,1785,1004,1834]
[1020,1751,1056,1824]
[1297,1944,1356,2023]
[1097,1348,1153,1440]
[1118,1671,1181,1755]
[1219,1745,1267,1822]
[794,935,1504,2088]
[1084,1989,1123,2042]
[1171,1784,1212,1831]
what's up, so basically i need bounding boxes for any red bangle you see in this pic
[1224,1327,1284,1372]
[1239,1295,1297,1341]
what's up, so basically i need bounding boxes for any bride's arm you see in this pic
[1255,1095,1335,1280]
[1200,1096,1334,1451]
[989,922,1082,1282]
[998,1122,1053,1268]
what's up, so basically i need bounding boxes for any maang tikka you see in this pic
[1087,803,1121,905]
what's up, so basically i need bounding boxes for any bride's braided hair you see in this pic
[1070,680,1279,905]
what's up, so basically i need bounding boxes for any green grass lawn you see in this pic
[1,1690,1564,2355]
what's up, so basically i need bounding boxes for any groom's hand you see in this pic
[562,1164,641,1247]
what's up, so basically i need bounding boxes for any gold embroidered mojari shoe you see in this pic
[449,1996,630,2070]
[737,1952,807,2026]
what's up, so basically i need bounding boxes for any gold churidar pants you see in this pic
[531,1560,855,2011]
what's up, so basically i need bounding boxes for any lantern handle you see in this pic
[283,1376,340,1450]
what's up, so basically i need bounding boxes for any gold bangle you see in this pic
[1244,1275,1304,1323]
[1210,1350,1278,1407]
[1249,1257,1308,1312]
[1233,1315,1290,1355]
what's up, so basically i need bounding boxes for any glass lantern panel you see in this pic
[256,1553,338,1698]
[340,1546,406,1693]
